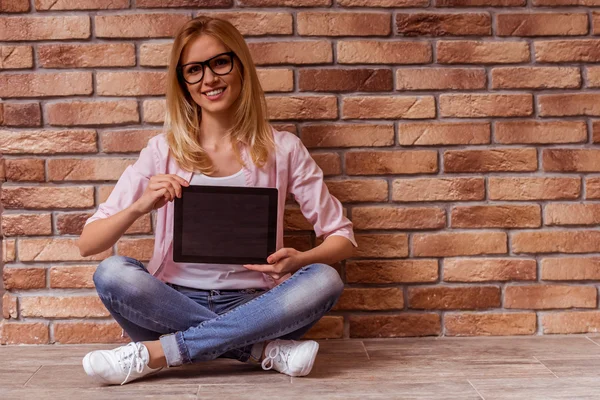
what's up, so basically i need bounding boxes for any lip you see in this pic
[202,86,227,101]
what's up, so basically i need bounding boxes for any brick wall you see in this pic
[1,0,600,345]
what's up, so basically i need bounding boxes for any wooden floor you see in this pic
[2,335,600,399]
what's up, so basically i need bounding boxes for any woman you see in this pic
[77,16,357,386]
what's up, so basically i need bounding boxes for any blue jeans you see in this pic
[93,255,344,367]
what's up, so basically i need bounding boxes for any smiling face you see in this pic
[179,34,243,117]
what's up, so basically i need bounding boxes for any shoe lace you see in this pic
[116,342,146,385]
[261,341,293,371]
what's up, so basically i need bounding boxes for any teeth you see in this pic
[206,88,224,96]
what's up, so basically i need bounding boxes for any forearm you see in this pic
[297,235,354,269]
[77,204,145,257]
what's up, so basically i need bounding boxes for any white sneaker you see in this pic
[82,342,163,385]
[261,339,319,377]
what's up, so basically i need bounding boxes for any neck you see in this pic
[199,111,234,148]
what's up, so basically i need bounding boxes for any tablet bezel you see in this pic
[173,185,278,265]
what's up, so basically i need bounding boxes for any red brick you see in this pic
[298,12,390,36]
[337,40,432,64]
[545,204,600,226]
[497,13,588,36]
[35,0,129,9]
[301,124,394,148]
[139,42,172,67]
[398,122,490,145]
[340,0,428,5]
[2,186,94,209]
[543,149,600,172]
[1,213,52,236]
[0,129,97,154]
[393,177,485,202]
[54,322,129,344]
[143,99,166,124]
[413,232,507,257]
[95,13,191,38]
[334,288,404,311]
[343,96,435,119]
[0,46,33,69]
[284,234,313,252]
[346,259,438,283]
[444,258,537,282]
[535,40,600,63]
[2,293,17,319]
[542,257,600,281]
[257,69,294,92]
[489,177,581,201]
[57,212,151,235]
[585,66,600,88]
[50,265,96,288]
[100,129,161,153]
[496,121,587,144]
[139,0,230,6]
[436,0,525,4]
[451,205,541,229]
[325,179,388,202]
[408,286,501,310]
[505,285,596,309]
[267,96,337,120]
[20,296,110,318]
[586,177,600,199]
[438,40,530,64]
[47,100,139,126]
[284,207,312,231]
[0,322,49,344]
[48,158,134,181]
[1,103,41,127]
[445,313,536,336]
[204,12,292,36]
[542,311,600,334]
[19,238,112,261]
[534,0,600,4]
[0,16,90,41]
[492,67,581,89]
[117,238,155,261]
[311,153,341,176]
[1,0,29,12]
[540,94,600,116]
[249,41,332,65]
[97,71,167,96]
[346,150,438,175]
[38,43,135,68]
[352,206,445,230]
[444,148,537,173]
[396,12,491,36]
[0,72,92,98]
[396,68,486,90]
[349,314,441,338]
[3,239,15,263]
[512,230,600,254]
[302,316,343,340]
[5,159,45,182]
[299,69,392,92]
[3,267,46,289]
[239,0,330,5]
[440,94,533,117]
[354,234,409,258]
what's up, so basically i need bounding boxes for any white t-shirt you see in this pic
[160,169,271,290]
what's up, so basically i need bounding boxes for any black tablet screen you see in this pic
[181,191,270,260]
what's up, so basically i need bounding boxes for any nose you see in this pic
[203,66,219,84]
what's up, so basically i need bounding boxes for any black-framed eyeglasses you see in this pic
[177,51,235,85]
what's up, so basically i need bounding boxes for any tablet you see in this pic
[173,185,278,265]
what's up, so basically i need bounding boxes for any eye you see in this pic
[214,58,228,66]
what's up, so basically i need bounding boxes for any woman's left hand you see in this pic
[243,247,305,280]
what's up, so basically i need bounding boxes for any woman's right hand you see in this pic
[133,174,190,215]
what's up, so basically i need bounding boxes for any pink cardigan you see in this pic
[85,127,357,289]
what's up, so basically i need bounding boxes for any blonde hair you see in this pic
[165,16,274,174]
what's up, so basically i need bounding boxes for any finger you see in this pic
[267,248,288,264]
[169,174,190,187]
[159,182,176,201]
[243,264,271,272]
[165,179,183,198]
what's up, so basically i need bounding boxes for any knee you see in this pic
[93,255,138,294]
[306,263,345,301]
